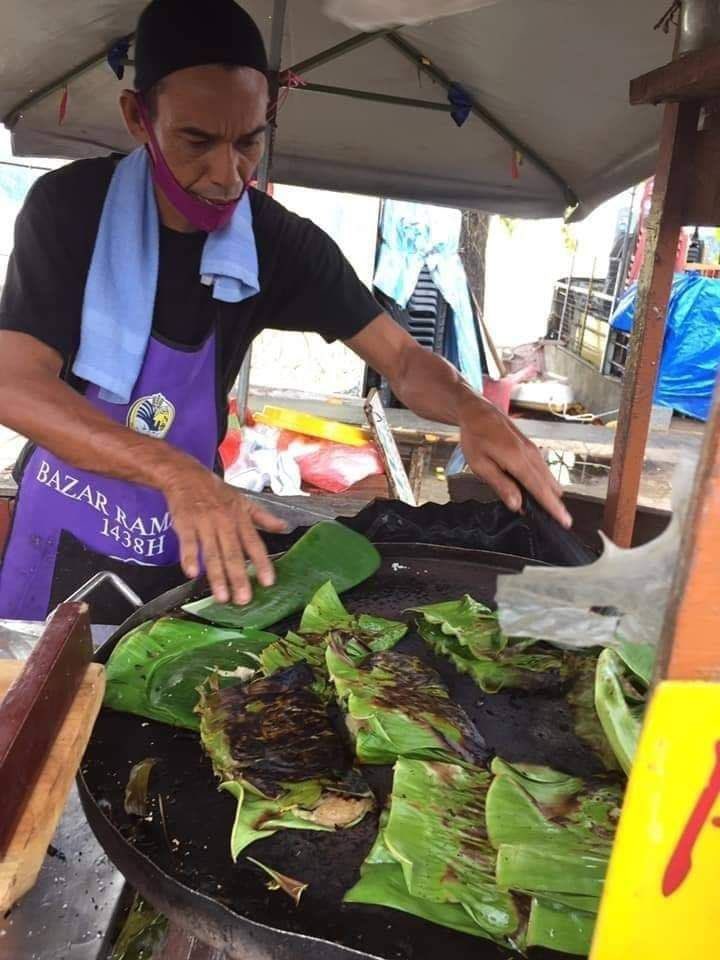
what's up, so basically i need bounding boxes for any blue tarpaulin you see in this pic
[611,272,720,421]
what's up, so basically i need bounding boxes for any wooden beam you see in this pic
[630,42,720,104]
[0,603,92,855]
[656,385,720,681]
[680,101,720,224]
[603,101,700,546]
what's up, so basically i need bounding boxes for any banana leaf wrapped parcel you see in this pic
[327,643,488,765]
[198,662,374,859]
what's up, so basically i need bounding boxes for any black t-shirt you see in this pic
[0,156,381,404]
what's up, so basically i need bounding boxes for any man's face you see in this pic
[122,64,268,222]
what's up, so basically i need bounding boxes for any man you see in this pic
[0,0,569,621]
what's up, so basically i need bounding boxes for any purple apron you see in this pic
[0,332,220,620]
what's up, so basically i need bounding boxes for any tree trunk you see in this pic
[458,210,491,319]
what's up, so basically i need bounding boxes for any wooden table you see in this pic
[248,390,702,462]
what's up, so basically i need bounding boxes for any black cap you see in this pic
[134,0,268,93]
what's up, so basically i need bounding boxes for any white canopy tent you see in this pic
[1,0,672,219]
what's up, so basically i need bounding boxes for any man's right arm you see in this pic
[0,331,284,602]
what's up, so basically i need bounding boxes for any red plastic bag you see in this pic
[277,430,384,493]
[219,399,256,470]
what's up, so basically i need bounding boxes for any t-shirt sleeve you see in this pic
[258,200,382,342]
[0,171,90,363]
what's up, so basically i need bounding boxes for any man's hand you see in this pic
[457,394,572,528]
[161,458,288,604]
[348,314,572,530]
[0,332,288,606]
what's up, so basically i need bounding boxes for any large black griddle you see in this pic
[78,544,603,960]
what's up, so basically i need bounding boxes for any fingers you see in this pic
[214,515,253,605]
[173,512,201,581]
[468,455,523,513]
[250,504,289,533]
[463,411,573,528]
[237,512,275,588]
[494,440,573,529]
[166,467,287,604]
[198,523,235,604]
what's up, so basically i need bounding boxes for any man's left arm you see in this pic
[347,313,571,528]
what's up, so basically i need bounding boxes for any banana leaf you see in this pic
[348,759,527,950]
[418,620,568,694]
[183,522,381,629]
[346,758,607,955]
[258,582,407,698]
[326,643,488,765]
[110,893,168,960]
[298,581,407,651]
[198,663,374,859]
[565,652,620,771]
[487,758,621,938]
[486,759,621,852]
[408,595,504,656]
[496,845,607,904]
[617,640,655,686]
[412,595,570,694]
[344,818,491,940]
[527,898,596,956]
[104,617,277,729]
[221,778,372,860]
[594,644,651,775]
[246,857,309,905]
[259,631,331,699]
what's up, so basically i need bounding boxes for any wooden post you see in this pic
[603,100,699,546]
[656,385,720,680]
[408,444,430,502]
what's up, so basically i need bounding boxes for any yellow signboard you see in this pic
[591,680,720,958]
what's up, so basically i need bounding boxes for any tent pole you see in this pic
[236,0,288,422]
[286,30,390,77]
[256,0,288,192]
[384,32,578,209]
[288,82,453,112]
[3,36,134,128]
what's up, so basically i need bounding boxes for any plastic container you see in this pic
[253,405,370,447]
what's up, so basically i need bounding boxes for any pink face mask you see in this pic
[135,94,244,233]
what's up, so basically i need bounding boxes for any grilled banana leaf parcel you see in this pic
[198,663,374,859]
[346,759,527,950]
[183,521,381,629]
[409,596,505,655]
[486,758,622,953]
[327,643,488,765]
[104,617,277,729]
[346,758,606,956]
[298,581,407,650]
[411,596,568,694]
[259,581,407,697]
[594,642,652,775]
[344,822,488,940]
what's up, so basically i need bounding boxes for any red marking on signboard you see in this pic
[662,741,720,897]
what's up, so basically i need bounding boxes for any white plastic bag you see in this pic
[495,463,695,651]
[324,0,503,30]
[224,425,307,498]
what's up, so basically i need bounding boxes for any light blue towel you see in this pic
[74,148,259,404]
